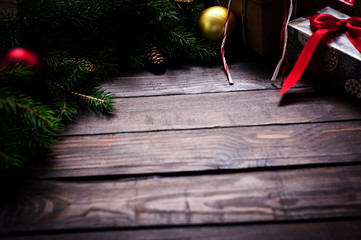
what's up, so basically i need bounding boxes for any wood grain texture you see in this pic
[102,62,306,97]
[2,166,361,233]
[62,88,361,136]
[3,220,361,240]
[32,121,361,178]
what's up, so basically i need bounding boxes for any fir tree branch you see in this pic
[70,91,106,103]
[0,63,35,84]
[49,81,115,116]
[8,97,46,121]
[54,96,78,121]
[0,88,63,172]
[61,97,67,113]
[52,82,106,104]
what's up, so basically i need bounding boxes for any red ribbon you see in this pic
[279,13,361,96]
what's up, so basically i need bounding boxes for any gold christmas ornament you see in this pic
[198,6,236,41]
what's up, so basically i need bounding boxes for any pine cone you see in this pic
[73,58,96,73]
[144,41,165,73]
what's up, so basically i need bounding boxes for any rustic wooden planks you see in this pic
[102,62,314,98]
[2,166,361,233]
[62,88,361,136]
[3,220,361,240]
[102,63,279,97]
[2,53,361,239]
[32,121,361,178]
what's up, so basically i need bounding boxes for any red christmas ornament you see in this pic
[1,47,41,74]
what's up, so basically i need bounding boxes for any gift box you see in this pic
[223,0,330,56]
[286,6,361,98]
[329,0,361,16]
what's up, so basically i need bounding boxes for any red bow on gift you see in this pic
[279,13,361,96]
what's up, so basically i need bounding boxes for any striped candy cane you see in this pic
[221,0,234,85]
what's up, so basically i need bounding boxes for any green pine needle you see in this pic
[0,88,63,171]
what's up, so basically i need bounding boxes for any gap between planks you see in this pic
[2,219,361,240]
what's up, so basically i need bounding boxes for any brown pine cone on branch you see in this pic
[143,41,166,74]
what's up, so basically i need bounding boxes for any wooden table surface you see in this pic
[1,55,361,239]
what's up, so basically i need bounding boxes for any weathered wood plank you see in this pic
[62,88,361,136]
[102,62,315,98]
[3,220,361,240]
[32,121,361,178]
[102,62,305,97]
[2,166,361,233]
